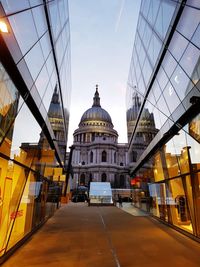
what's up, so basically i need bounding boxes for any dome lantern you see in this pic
[92,84,101,107]
[79,85,113,126]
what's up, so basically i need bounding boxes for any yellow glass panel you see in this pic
[179,147,190,174]
[165,152,180,178]
[44,167,53,177]
[54,168,62,176]
[153,152,165,181]
[7,172,36,250]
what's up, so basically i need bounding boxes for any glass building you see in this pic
[0,0,71,261]
[127,0,200,239]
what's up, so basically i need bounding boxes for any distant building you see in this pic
[71,86,129,190]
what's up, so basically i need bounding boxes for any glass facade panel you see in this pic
[0,0,70,259]
[143,23,152,50]
[46,52,55,78]
[42,81,54,112]
[34,65,49,99]
[142,57,152,86]
[156,94,170,118]
[128,0,200,240]
[163,82,181,114]
[180,43,200,78]
[138,17,145,40]
[138,75,146,95]
[8,11,38,57]
[165,141,180,178]
[161,0,177,37]
[49,1,61,41]
[192,24,200,49]
[40,33,52,61]
[162,51,177,78]
[24,42,44,81]
[151,79,162,102]
[152,107,165,130]
[168,31,188,62]
[152,0,160,25]
[1,0,30,14]
[189,114,200,144]
[32,6,48,38]
[0,64,19,145]
[153,152,164,182]
[169,178,193,233]
[177,6,200,40]
[170,64,191,101]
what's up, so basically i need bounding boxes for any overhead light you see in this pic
[0,21,9,33]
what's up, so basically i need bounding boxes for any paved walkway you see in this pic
[2,202,200,267]
[117,202,149,216]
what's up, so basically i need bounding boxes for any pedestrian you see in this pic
[118,195,123,208]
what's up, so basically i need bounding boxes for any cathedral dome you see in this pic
[80,107,112,124]
[79,85,113,126]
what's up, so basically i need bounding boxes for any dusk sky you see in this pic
[67,0,141,149]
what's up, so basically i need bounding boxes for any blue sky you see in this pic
[68,0,141,149]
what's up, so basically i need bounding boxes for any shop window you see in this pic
[189,113,200,143]
[169,177,193,234]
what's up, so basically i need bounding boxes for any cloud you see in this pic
[115,0,126,32]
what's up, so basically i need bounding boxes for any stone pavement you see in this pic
[2,202,200,267]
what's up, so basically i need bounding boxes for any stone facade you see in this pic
[71,86,129,189]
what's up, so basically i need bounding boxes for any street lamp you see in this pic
[63,145,74,196]
[0,20,9,33]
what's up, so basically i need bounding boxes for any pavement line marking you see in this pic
[98,208,121,267]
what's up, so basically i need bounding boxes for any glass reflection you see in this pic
[0,64,20,146]
[32,6,48,38]
[1,0,30,14]
[180,43,200,78]
[163,81,181,113]
[171,64,191,101]
[24,42,44,81]
[168,31,188,62]
[177,6,200,40]
[8,10,38,57]
[192,24,200,49]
